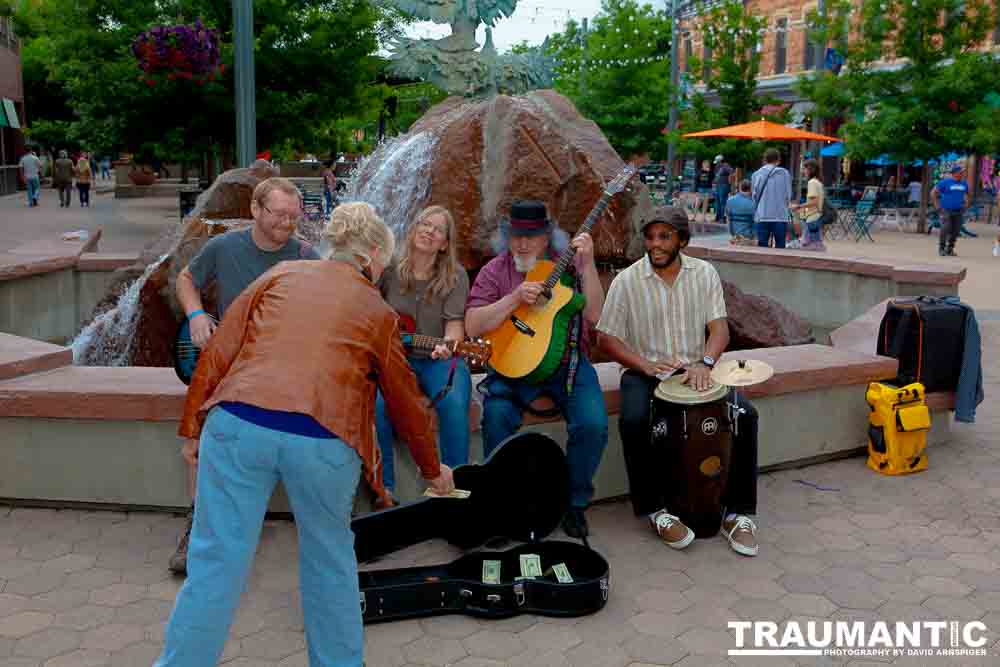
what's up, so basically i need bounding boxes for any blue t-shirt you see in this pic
[934,177,968,211]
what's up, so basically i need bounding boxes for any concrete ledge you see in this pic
[0,334,72,381]
[685,242,966,287]
[76,253,140,272]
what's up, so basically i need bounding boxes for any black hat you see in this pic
[640,205,690,238]
[508,200,552,237]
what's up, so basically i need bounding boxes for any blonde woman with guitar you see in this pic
[375,205,474,499]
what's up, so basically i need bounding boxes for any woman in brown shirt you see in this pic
[155,202,454,667]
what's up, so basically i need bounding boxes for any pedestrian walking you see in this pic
[932,164,969,257]
[75,153,93,207]
[18,148,42,207]
[713,155,733,223]
[53,150,75,208]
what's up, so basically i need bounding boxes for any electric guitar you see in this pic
[486,165,638,383]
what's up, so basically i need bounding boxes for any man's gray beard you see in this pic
[513,254,538,273]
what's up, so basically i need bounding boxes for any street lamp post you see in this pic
[233,0,257,167]
[665,0,681,193]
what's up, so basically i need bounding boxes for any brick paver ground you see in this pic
[1,208,999,666]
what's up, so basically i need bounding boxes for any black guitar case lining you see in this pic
[352,432,610,623]
[359,541,609,623]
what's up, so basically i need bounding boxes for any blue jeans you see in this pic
[154,407,363,667]
[26,177,39,205]
[324,190,335,215]
[481,357,608,509]
[756,219,787,248]
[376,357,472,491]
[715,186,730,222]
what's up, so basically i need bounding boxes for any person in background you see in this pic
[100,156,112,180]
[18,148,42,207]
[713,155,733,224]
[375,205,471,499]
[53,150,75,208]
[152,201,454,667]
[791,159,825,251]
[932,164,969,257]
[751,148,792,249]
[321,160,338,216]
[725,179,755,244]
[75,152,93,207]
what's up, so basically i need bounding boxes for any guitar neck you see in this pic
[407,334,452,353]
[543,195,613,290]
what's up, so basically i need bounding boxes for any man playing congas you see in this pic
[596,206,760,557]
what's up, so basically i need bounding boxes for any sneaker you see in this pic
[993,243,999,258]
[722,515,759,557]
[561,507,589,539]
[650,510,694,550]
[938,247,947,256]
[168,514,193,575]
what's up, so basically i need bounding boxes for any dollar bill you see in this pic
[482,560,501,584]
[552,562,573,584]
[514,576,535,581]
[519,554,542,578]
[423,488,471,499]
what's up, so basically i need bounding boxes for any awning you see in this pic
[1,99,19,129]
[821,142,844,157]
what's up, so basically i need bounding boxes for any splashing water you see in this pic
[346,131,439,239]
[71,255,168,366]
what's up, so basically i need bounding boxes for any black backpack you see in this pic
[820,195,836,226]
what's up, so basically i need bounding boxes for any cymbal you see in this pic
[710,359,775,387]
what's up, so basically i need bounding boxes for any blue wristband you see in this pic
[187,309,207,321]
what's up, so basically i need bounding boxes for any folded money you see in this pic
[552,562,573,583]
[423,488,471,499]
[482,559,501,584]
[519,554,542,578]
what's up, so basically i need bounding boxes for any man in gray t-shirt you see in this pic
[168,176,318,576]
[751,148,793,249]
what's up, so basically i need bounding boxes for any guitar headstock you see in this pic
[455,338,493,366]
[605,165,639,196]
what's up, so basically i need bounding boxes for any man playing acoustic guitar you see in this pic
[465,200,608,539]
[170,175,319,575]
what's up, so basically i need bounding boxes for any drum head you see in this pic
[654,374,728,404]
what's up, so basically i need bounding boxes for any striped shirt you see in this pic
[596,254,727,366]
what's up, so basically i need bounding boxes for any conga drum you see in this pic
[650,376,733,538]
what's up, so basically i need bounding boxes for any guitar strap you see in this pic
[564,271,583,396]
[429,356,459,407]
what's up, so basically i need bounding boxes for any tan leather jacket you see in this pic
[179,259,440,503]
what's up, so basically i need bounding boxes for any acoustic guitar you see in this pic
[173,315,492,385]
[486,165,638,383]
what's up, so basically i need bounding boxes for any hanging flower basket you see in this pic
[131,19,222,86]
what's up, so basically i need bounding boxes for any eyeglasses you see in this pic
[416,220,448,237]
[261,204,303,225]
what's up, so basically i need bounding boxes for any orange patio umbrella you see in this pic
[683,119,840,143]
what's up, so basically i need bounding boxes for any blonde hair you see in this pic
[396,205,462,301]
[252,176,302,207]
[323,201,394,269]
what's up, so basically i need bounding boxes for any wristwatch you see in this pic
[702,355,716,368]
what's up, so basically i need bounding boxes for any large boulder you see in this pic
[722,280,815,350]
[74,164,276,367]
[352,90,653,269]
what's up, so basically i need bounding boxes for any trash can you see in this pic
[179,187,201,222]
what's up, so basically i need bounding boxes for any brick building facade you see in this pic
[0,14,26,196]
[678,0,1000,109]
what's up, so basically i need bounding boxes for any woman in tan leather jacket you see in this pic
[154,202,454,667]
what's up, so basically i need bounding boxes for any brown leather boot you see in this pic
[168,513,193,575]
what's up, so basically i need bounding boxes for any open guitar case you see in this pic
[351,432,610,624]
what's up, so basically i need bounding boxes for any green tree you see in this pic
[674,0,782,170]
[11,0,409,170]
[800,0,1000,229]
[547,0,673,160]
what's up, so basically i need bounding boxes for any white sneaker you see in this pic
[993,242,999,257]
